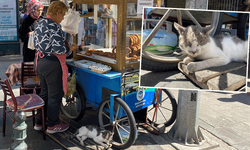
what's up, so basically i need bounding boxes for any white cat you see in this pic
[71,125,112,149]
[174,22,248,73]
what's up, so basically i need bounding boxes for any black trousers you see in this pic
[35,57,64,127]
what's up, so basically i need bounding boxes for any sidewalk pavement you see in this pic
[0,55,249,150]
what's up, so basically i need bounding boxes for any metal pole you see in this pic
[185,0,196,8]
[185,0,208,9]
[183,10,202,28]
[195,0,208,9]
[169,0,208,146]
[11,110,27,150]
[167,90,205,145]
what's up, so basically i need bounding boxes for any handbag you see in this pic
[61,8,81,35]
[28,32,35,50]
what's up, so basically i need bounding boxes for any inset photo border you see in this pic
[139,7,249,93]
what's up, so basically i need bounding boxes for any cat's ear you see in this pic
[203,25,214,35]
[174,22,186,35]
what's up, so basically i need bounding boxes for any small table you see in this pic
[5,62,34,86]
[5,63,22,86]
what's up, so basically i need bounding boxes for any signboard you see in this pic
[137,0,153,15]
[39,0,50,6]
[0,0,18,42]
[121,73,139,96]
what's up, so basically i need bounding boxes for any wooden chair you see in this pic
[0,79,46,140]
[20,62,41,96]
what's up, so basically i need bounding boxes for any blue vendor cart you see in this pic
[61,62,177,149]
[60,0,177,149]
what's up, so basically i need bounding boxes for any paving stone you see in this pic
[0,130,12,149]
[213,127,245,145]
[213,116,238,128]
[223,123,250,142]
[232,141,250,150]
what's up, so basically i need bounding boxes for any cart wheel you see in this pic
[97,97,137,149]
[60,84,86,121]
[147,89,177,127]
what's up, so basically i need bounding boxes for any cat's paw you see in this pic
[103,144,110,150]
[109,143,112,148]
[187,62,197,74]
[80,142,85,146]
[183,57,194,65]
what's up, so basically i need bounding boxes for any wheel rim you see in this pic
[98,100,134,147]
[61,92,82,119]
[142,49,183,63]
[210,11,221,36]
[147,90,175,126]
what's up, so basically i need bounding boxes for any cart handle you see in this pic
[152,89,162,123]
[121,69,139,78]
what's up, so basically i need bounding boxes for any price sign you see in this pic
[137,0,153,15]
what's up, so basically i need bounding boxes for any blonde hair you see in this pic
[46,1,68,16]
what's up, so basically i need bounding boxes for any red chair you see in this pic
[20,62,41,95]
[0,79,46,140]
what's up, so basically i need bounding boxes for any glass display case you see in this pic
[72,0,157,72]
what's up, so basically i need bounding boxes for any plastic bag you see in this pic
[60,8,81,35]
[28,32,35,50]
[64,72,76,97]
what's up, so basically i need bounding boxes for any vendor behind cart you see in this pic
[96,4,114,47]
[33,1,78,134]
[97,17,106,47]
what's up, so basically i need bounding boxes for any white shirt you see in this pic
[78,17,85,46]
